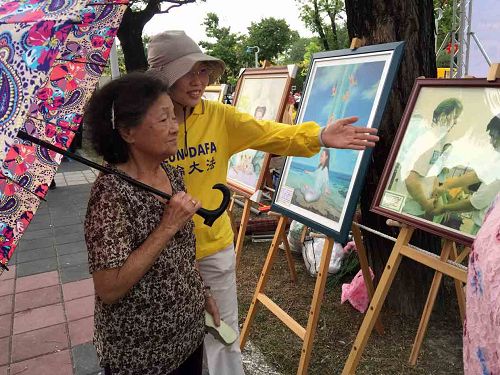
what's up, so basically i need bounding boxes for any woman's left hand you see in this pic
[321,116,379,150]
[205,292,221,327]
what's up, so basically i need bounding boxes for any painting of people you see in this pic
[374,79,500,244]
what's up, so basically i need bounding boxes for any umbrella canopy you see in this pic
[0,0,128,270]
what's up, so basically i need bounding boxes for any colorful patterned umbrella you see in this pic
[0,0,129,271]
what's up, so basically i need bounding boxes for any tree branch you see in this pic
[312,0,330,50]
[157,3,182,13]
[135,0,197,27]
[157,0,197,13]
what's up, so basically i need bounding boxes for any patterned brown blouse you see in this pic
[84,163,205,374]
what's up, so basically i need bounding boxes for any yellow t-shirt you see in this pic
[166,100,322,259]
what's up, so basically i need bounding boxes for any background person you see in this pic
[147,30,379,375]
[83,73,216,375]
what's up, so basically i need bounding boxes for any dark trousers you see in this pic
[104,344,203,375]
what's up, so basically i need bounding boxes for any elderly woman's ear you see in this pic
[117,127,135,145]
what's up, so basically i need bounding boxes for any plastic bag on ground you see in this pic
[284,220,305,253]
[301,237,345,277]
[341,267,375,313]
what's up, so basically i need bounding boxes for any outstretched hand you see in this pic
[321,116,379,150]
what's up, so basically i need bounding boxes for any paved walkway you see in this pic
[0,158,282,375]
[0,160,101,375]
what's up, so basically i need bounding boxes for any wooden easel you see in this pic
[240,215,334,375]
[229,193,298,282]
[227,192,238,239]
[229,62,295,271]
[233,193,254,268]
[350,223,385,335]
[406,63,500,366]
[341,64,500,372]
[408,241,468,365]
[341,225,468,374]
[240,216,381,375]
[240,38,390,374]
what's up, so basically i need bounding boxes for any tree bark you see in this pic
[117,2,160,72]
[117,9,147,71]
[327,10,339,49]
[345,0,453,316]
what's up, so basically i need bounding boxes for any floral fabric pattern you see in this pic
[0,0,128,268]
[463,193,500,375]
[85,164,205,374]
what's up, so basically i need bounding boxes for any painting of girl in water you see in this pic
[272,42,404,242]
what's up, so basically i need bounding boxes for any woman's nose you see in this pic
[191,77,202,85]
[171,120,179,133]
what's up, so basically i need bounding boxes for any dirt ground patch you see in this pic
[235,212,463,375]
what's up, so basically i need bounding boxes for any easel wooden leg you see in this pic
[342,227,414,375]
[235,198,252,269]
[408,240,453,365]
[297,238,334,375]
[227,194,237,241]
[240,216,288,348]
[351,224,384,335]
[280,228,297,283]
[451,244,468,323]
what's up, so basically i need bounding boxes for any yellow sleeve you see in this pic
[227,106,322,157]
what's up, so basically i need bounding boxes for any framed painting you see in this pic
[372,78,500,245]
[271,42,405,243]
[203,84,228,102]
[227,67,292,196]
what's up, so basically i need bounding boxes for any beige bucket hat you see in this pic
[147,30,225,86]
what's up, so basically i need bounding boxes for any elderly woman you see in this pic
[84,72,215,375]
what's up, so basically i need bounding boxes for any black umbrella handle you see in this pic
[17,131,230,226]
[196,183,231,226]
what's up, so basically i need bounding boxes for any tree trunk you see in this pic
[345,0,454,316]
[117,7,148,72]
[327,11,339,50]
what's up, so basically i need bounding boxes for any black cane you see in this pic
[17,131,230,226]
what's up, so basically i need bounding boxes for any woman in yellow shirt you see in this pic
[147,30,379,375]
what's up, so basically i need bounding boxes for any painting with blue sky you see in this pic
[273,43,405,241]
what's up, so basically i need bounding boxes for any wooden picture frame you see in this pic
[372,78,500,245]
[227,67,292,197]
[271,42,405,243]
[203,84,228,102]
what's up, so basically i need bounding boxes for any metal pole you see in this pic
[457,0,467,77]
[434,8,444,53]
[450,0,458,75]
[464,0,473,75]
[470,32,492,66]
[110,38,120,79]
